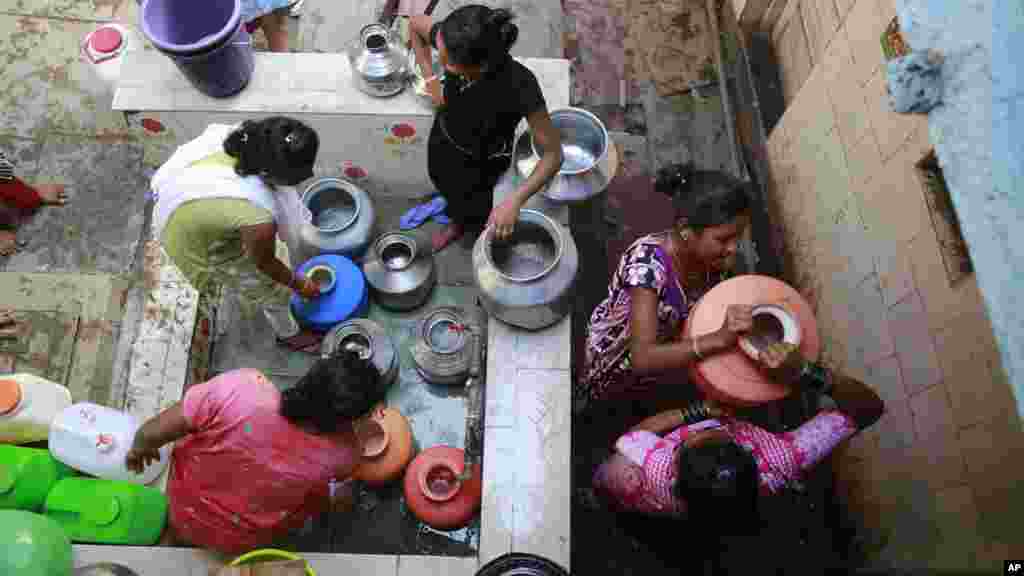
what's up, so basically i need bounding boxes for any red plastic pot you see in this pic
[684,275,819,407]
[403,446,481,531]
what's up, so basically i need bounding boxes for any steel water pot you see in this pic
[362,232,436,311]
[321,319,399,390]
[471,209,579,330]
[298,177,376,261]
[346,23,409,98]
[411,306,483,385]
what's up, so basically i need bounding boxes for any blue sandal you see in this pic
[400,196,448,230]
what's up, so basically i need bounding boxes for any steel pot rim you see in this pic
[422,309,466,356]
[535,107,609,176]
[374,232,419,272]
[332,323,376,362]
[301,177,362,234]
[483,209,563,284]
[359,23,392,53]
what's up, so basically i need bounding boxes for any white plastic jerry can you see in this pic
[48,403,170,486]
[0,374,73,445]
[81,23,140,95]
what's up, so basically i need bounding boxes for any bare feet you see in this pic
[36,184,68,206]
[0,231,17,257]
[431,223,463,253]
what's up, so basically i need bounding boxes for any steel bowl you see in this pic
[532,107,609,176]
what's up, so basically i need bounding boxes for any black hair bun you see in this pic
[488,8,518,51]
[223,120,256,158]
[654,162,694,198]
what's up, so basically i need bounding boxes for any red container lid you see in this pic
[89,27,124,54]
[684,275,819,407]
[0,380,22,415]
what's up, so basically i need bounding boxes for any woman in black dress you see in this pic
[409,5,563,251]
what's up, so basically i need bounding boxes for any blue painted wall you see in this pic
[898,0,1022,419]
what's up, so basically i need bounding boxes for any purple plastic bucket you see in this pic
[140,0,254,98]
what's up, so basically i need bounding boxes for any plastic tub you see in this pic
[140,0,254,97]
[229,549,316,576]
[49,402,170,485]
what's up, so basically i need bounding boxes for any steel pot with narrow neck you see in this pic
[472,209,579,331]
[322,319,398,390]
[298,177,376,261]
[362,232,436,311]
[411,306,484,385]
[346,23,409,98]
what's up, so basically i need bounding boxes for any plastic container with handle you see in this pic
[0,510,73,576]
[48,402,170,485]
[0,374,72,445]
[43,477,168,545]
[0,445,75,511]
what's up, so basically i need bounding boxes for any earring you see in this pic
[678,227,692,242]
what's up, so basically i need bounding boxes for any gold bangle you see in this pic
[692,336,704,360]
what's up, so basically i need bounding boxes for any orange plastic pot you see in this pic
[403,446,481,531]
[353,408,413,486]
[684,275,819,407]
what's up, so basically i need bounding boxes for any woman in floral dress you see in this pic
[592,342,884,530]
[577,164,754,411]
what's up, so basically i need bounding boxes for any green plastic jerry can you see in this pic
[0,510,73,576]
[44,477,168,545]
[0,446,75,512]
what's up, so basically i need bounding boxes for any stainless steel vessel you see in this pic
[362,232,436,311]
[411,306,483,385]
[346,23,409,98]
[322,318,399,389]
[472,209,579,330]
[298,177,376,261]
[515,107,612,204]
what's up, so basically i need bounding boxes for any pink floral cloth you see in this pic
[166,369,359,554]
[580,234,715,404]
[592,411,857,516]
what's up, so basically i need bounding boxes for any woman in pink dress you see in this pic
[591,342,884,531]
[126,352,387,554]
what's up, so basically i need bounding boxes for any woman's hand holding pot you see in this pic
[758,341,806,383]
[703,304,753,352]
[488,197,521,240]
[294,275,321,300]
[125,432,161,474]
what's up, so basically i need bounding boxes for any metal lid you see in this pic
[90,27,124,54]
[0,380,22,415]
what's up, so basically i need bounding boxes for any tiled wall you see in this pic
[751,0,1023,570]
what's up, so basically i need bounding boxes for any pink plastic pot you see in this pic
[684,275,819,407]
